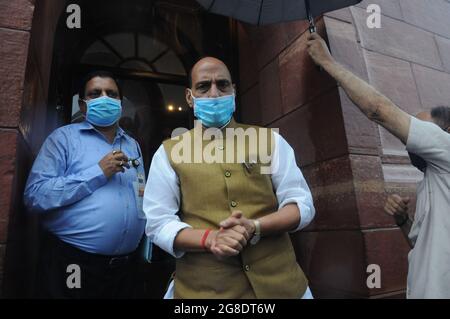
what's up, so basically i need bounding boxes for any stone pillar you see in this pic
[0,0,65,297]
[0,0,35,297]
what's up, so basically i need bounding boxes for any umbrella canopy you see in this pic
[196,0,362,26]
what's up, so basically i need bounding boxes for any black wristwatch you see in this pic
[249,220,261,245]
[394,213,409,227]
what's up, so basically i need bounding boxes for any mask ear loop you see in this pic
[188,89,196,108]
[119,139,141,169]
[132,142,142,169]
[79,98,88,119]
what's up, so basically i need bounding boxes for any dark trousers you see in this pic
[36,232,139,299]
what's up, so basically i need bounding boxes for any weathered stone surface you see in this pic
[19,50,48,153]
[0,0,34,31]
[412,64,450,110]
[323,17,382,156]
[365,49,422,114]
[301,154,393,231]
[283,19,309,47]
[399,0,450,39]
[363,228,410,296]
[364,50,423,155]
[325,17,369,80]
[255,23,287,69]
[237,23,259,93]
[436,35,450,73]
[240,84,261,126]
[325,7,353,23]
[352,6,443,71]
[271,89,347,167]
[301,155,361,231]
[0,130,18,243]
[27,0,65,97]
[0,28,30,127]
[349,154,393,228]
[279,19,336,114]
[339,87,382,156]
[20,51,39,147]
[292,230,368,298]
[292,227,409,298]
[259,58,283,125]
[356,0,403,20]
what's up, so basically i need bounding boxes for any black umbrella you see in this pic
[196,0,363,32]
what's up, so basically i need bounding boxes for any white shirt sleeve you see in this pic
[406,117,450,173]
[143,144,191,258]
[270,132,316,232]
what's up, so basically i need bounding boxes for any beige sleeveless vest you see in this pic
[163,120,307,298]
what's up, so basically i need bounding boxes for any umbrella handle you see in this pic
[308,14,316,33]
[305,0,322,71]
[306,0,316,33]
[307,15,324,72]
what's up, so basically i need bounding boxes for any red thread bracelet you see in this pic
[201,229,211,250]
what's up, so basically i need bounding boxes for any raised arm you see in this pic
[307,33,411,144]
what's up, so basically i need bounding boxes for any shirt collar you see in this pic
[79,120,126,138]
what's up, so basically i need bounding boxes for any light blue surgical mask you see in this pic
[191,92,236,128]
[84,96,122,127]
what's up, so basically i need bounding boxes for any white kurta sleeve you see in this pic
[270,132,316,232]
[406,117,450,173]
[143,144,191,258]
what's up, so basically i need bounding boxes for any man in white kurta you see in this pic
[308,32,450,299]
[405,117,450,298]
[144,130,315,298]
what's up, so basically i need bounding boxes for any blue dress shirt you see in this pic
[24,121,146,255]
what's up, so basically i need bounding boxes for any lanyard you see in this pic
[119,138,142,169]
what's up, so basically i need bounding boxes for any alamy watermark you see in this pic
[367,4,382,29]
[66,3,382,30]
[66,264,81,289]
[169,121,279,175]
[366,264,381,289]
[66,4,81,29]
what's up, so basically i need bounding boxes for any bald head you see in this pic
[186,57,235,108]
[191,57,231,81]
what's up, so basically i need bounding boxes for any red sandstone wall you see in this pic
[0,0,65,297]
[0,0,35,297]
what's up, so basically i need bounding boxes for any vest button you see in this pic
[225,171,231,177]
[230,201,237,207]
[244,265,250,272]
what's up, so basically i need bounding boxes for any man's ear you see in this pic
[185,88,193,109]
[79,99,87,115]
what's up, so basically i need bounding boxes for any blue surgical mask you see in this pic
[191,92,236,128]
[84,96,122,127]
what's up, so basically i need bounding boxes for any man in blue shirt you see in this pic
[24,71,146,298]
